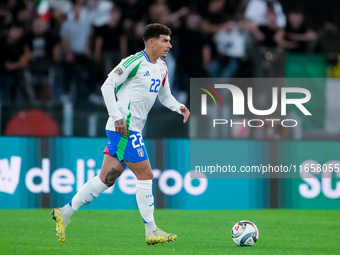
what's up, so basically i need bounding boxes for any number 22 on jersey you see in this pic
[149,79,160,93]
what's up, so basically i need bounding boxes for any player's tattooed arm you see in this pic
[105,167,121,187]
[114,118,127,137]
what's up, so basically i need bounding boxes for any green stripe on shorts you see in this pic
[116,104,132,161]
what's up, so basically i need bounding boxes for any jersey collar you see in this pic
[141,50,152,63]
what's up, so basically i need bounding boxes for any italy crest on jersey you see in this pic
[137,148,144,157]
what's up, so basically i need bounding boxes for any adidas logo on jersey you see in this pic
[143,71,150,76]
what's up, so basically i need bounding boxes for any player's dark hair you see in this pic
[142,23,172,43]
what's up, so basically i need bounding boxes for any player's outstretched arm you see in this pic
[180,106,190,123]
[158,74,190,121]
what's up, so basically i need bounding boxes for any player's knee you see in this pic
[104,167,121,187]
[140,170,153,180]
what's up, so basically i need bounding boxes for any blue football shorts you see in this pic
[103,130,149,169]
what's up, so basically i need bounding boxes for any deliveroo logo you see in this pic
[0,156,22,194]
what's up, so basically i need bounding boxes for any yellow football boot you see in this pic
[146,228,177,245]
[51,208,70,243]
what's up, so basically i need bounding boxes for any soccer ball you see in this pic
[231,220,259,246]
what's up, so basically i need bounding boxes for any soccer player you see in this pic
[51,23,190,245]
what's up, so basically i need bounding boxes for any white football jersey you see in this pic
[101,51,183,133]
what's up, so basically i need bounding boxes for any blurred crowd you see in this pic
[0,0,340,106]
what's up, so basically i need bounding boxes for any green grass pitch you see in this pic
[1,209,339,255]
